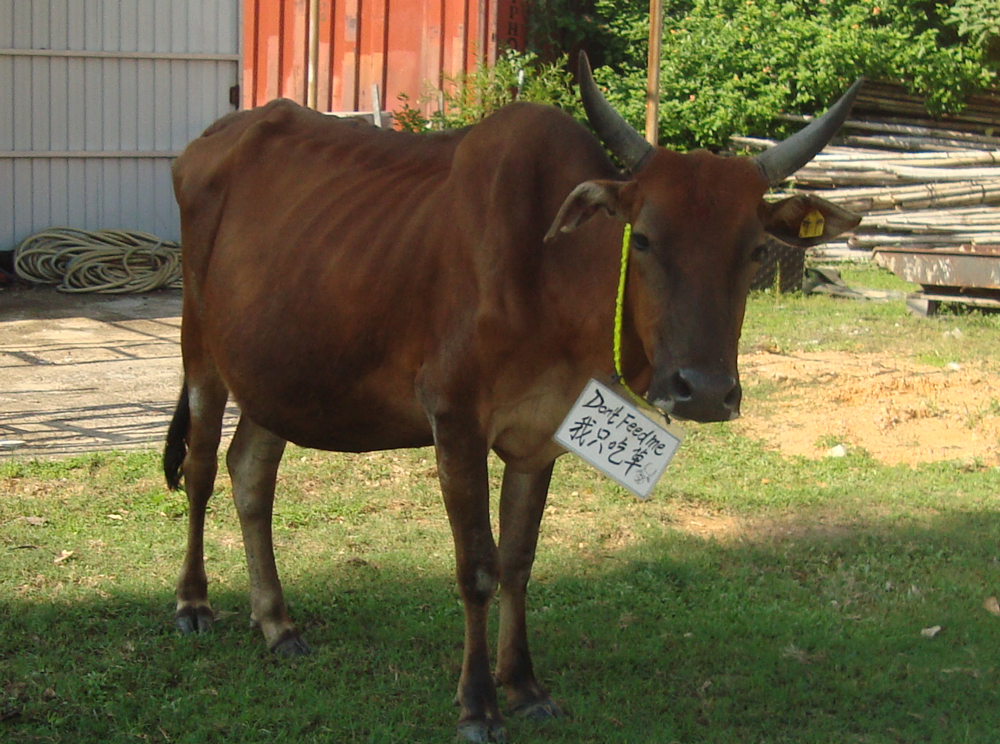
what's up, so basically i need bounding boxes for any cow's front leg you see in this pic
[227,415,309,657]
[432,417,503,743]
[496,464,562,720]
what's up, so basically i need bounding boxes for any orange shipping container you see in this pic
[242,0,527,116]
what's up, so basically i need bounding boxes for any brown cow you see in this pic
[164,54,861,742]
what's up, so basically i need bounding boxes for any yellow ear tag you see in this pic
[799,209,825,239]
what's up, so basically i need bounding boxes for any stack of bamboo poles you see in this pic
[854,80,1000,135]
[733,84,1000,258]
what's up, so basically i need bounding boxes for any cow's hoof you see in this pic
[174,606,213,635]
[271,631,311,658]
[509,698,562,721]
[456,719,505,744]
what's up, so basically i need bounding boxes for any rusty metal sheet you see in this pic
[243,0,527,116]
[873,244,1000,289]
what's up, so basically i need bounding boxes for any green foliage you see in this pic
[947,0,1000,68]
[397,2,996,150]
[587,0,996,149]
[524,0,608,58]
[394,49,581,131]
[392,93,429,133]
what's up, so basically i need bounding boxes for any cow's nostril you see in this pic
[724,384,741,409]
[669,371,693,402]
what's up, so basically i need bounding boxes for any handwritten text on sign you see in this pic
[554,379,682,499]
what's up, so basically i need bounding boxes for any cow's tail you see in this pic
[163,381,190,491]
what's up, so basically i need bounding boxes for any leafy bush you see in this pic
[525,0,608,59]
[947,0,1000,68]
[399,1,996,152]
[586,0,997,149]
[395,50,581,131]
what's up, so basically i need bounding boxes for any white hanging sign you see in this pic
[554,379,683,499]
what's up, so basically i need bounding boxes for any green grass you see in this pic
[3,446,999,743]
[3,271,1000,743]
[743,263,1000,365]
[836,265,917,293]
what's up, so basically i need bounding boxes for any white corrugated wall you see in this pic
[0,0,240,250]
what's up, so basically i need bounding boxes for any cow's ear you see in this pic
[761,194,861,248]
[544,180,637,242]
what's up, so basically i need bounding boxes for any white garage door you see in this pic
[0,0,240,250]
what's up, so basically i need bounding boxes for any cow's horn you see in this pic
[578,51,654,174]
[755,77,865,186]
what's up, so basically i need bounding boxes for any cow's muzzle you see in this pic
[649,369,741,423]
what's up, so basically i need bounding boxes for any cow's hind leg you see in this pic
[430,415,504,743]
[226,415,309,656]
[166,377,228,635]
[496,464,562,721]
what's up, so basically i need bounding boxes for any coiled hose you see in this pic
[14,228,182,293]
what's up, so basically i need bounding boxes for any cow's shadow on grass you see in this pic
[3,508,999,743]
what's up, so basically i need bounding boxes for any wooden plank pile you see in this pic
[733,81,1000,259]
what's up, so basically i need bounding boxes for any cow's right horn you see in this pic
[755,77,865,186]
[578,52,653,174]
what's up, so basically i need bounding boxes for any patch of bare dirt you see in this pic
[662,503,877,543]
[735,350,1000,466]
[668,503,745,540]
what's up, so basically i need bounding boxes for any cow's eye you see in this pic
[750,243,768,263]
[632,232,651,252]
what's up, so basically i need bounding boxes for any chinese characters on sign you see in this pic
[554,379,683,499]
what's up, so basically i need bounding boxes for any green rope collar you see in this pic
[613,223,648,408]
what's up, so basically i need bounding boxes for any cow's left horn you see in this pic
[578,51,654,174]
[755,78,865,186]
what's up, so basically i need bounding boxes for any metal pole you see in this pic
[645,0,664,145]
[307,0,321,109]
